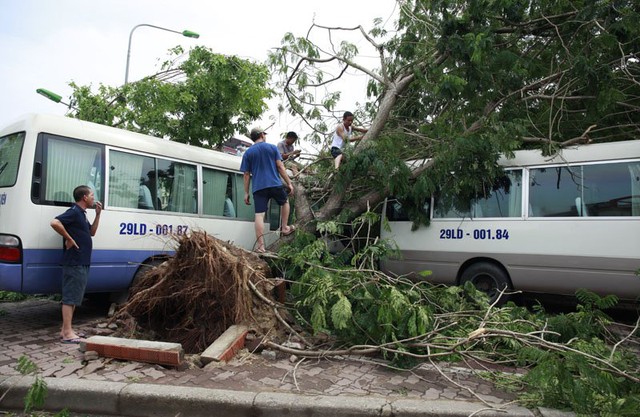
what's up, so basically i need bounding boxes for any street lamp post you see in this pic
[36,88,78,110]
[124,24,200,85]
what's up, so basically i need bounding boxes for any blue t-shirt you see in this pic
[240,142,284,193]
[55,204,93,266]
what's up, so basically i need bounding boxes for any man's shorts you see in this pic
[61,265,89,306]
[253,186,288,213]
[330,146,342,158]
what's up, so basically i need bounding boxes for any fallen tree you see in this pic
[113,229,640,415]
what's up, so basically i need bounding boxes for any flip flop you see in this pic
[61,338,82,344]
[281,226,296,236]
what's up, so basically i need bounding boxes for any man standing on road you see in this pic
[50,185,102,344]
[241,127,295,253]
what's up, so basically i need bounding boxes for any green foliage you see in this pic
[0,291,28,301]
[512,291,640,413]
[518,339,640,415]
[17,356,38,375]
[17,356,47,413]
[530,290,617,344]
[24,377,47,414]
[274,213,640,414]
[68,46,272,148]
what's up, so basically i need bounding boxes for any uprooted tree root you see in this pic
[113,231,284,353]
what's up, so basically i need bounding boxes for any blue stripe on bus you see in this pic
[0,248,174,295]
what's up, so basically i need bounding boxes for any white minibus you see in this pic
[0,114,278,298]
[381,140,640,303]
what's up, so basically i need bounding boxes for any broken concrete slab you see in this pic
[200,325,248,364]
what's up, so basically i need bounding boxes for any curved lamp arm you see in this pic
[124,24,199,84]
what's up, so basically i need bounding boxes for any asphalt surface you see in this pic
[0,299,575,416]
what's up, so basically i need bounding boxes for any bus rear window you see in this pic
[0,132,25,187]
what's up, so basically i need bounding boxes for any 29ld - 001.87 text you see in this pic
[118,222,189,236]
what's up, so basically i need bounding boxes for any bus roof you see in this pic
[500,140,640,167]
[0,113,244,171]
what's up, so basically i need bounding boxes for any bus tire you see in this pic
[103,258,168,304]
[460,262,512,305]
[128,258,166,299]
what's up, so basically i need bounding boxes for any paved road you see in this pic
[0,299,571,416]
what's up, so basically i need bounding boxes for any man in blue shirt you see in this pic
[50,185,102,343]
[240,127,294,253]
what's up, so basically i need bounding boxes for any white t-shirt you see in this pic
[330,124,352,149]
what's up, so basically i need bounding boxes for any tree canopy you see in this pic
[67,45,272,148]
[269,0,640,228]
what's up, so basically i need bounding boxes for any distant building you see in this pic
[220,136,253,156]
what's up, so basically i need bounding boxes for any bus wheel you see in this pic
[111,258,166,304]
[128,258,166,299]
[460,262,512,305]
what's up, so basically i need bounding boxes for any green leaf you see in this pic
[331,295,353,330]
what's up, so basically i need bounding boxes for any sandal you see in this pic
[60,337,82,344]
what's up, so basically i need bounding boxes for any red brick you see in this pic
[82,336,183,367]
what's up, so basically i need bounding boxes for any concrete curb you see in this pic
[0,375,543,417]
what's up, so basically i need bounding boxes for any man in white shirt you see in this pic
[330,111,368,169]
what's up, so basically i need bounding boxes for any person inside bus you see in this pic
[139,170,162,210]
[240,126,295,253]
[50,185,102,344]
[223,176,236,217]
[138,178,154,210]
[330,111,368,170]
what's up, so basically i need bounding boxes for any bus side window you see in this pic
[40,135,104,206]
[234,173,254,220]
[386,198,408,221]
[385,198,429,221]
[530,162,640,217]
[161,160,197,214]
[202,168,233,217]
[583,161,640,217]
[529,167,583,217]
[472,170,522,218]
[109,150,153,210]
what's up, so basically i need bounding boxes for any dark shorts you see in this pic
[253,186,288,213]
[330,146,342,159]
[61,265,89,306]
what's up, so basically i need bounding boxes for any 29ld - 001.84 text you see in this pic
[439,228,510,240]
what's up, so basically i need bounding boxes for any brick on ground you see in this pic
[80,336,183,367]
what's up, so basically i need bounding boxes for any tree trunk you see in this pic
[292,72,417,233]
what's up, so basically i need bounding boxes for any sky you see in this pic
[0,0,399,148]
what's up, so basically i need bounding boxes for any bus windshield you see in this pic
[0,132,25,187]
